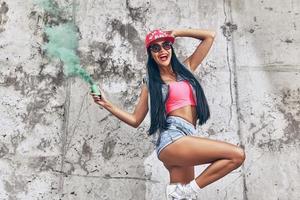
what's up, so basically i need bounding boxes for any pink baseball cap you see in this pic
[145,29,175,49]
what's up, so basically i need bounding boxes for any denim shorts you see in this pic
[155,115,197,157]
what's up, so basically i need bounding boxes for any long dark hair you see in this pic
[146,46,210,136]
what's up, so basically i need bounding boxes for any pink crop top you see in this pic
[165,80,196,114]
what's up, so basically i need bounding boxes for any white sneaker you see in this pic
[165,183,185,200]
[165,183,199,200]
[184,183,199,200]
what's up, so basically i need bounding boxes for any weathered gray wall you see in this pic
[0,0,299,199]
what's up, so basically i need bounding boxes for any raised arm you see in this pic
[170,29,216,72]
[91,82,149,128]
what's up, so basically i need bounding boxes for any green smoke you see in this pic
[35,0,101,96]
[44,23,94,86]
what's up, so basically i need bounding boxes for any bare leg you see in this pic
[163,164,195,184]
[195,157,244,188]
[159,135,246,188]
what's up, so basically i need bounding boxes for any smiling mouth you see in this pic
[159,55,168,61]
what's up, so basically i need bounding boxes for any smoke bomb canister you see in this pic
[91,84,101,97]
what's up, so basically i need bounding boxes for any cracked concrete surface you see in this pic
[0,0,299,199]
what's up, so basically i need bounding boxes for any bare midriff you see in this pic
[167,105,198,128]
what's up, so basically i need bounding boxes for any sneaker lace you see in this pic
[182,184,199,199]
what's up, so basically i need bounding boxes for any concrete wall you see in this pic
[0,0,299,199]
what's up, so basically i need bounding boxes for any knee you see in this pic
[232,147,246,167]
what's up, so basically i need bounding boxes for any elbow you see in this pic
[133,123,139,128]
[132,120,141,128]
[202,31,216,41]
[211,31,216,39]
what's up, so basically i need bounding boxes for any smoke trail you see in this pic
[44,23,94,85]
[35,0,100,95]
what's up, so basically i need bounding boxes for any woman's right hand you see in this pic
[90,89,111,109]
[164,30,176,38]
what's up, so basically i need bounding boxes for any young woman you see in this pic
[91,29,246,200]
